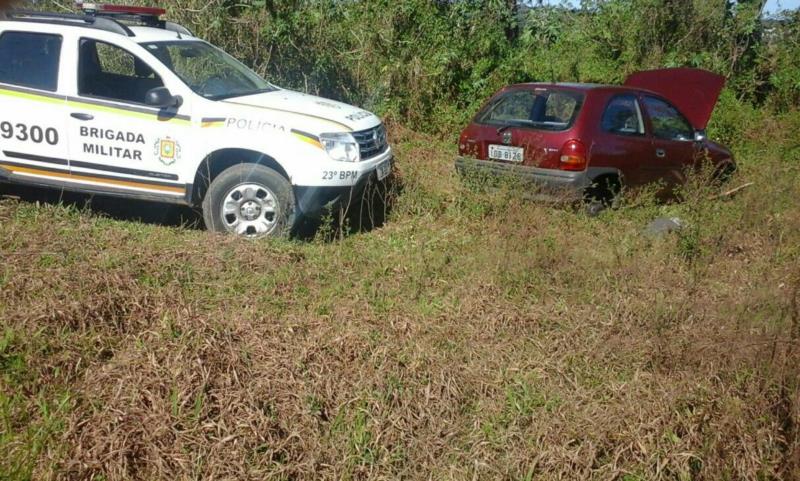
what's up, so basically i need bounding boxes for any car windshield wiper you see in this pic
[206,87,277,101]
[494,120,537,131]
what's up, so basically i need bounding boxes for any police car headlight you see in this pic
[320,132,360,163]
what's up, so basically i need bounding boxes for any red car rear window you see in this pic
[476,88,584,132]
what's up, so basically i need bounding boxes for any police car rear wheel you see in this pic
[203,164,295,238]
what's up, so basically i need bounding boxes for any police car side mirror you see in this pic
[145,87,183,109]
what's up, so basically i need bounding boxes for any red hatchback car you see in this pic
[456,68,735,210]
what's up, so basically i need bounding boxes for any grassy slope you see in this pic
[1,122,799,481]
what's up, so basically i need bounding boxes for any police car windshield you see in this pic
[142,41,276,100]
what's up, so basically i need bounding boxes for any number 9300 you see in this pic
[0,121,59,146]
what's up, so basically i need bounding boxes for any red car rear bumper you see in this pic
[455,156,591,202]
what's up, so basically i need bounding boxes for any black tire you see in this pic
[202,163,296,238]
[583,175,621,217]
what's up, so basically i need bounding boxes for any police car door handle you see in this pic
[70,113,94,121]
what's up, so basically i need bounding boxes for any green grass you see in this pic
[1,122,799,480]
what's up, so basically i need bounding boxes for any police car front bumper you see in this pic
[295,155,393,217]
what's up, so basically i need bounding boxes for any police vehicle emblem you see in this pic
[154,137,181,166]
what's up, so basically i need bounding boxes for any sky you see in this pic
[539,0,800,14]
[766,0,800,13]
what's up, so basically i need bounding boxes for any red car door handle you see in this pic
[655,149,666,158]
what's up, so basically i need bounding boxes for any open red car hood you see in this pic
[624,68,726,130]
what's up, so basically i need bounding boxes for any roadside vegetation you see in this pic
[2,1,800,480]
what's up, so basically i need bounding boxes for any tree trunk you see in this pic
[505,0,518,41]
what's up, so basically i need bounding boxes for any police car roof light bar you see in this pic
[82,3,167,17]
[78,2,166,28]
[85,4,194,36]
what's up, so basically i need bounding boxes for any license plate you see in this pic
[376,159,391,180]
[489,145,524,163]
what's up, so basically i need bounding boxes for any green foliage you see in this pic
[762,10,800,110]
[27,0,798,136]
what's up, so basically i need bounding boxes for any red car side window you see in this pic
[642,96,694,141]
[601,94,645,136]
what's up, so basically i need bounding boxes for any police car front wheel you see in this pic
[203,164,295,238]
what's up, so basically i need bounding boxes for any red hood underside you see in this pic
[624,68,726,130]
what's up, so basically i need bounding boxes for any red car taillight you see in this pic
[559,139,588,171]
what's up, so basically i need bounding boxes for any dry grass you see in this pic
[1,123,799,481]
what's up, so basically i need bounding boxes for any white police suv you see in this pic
[0,4,392,237]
